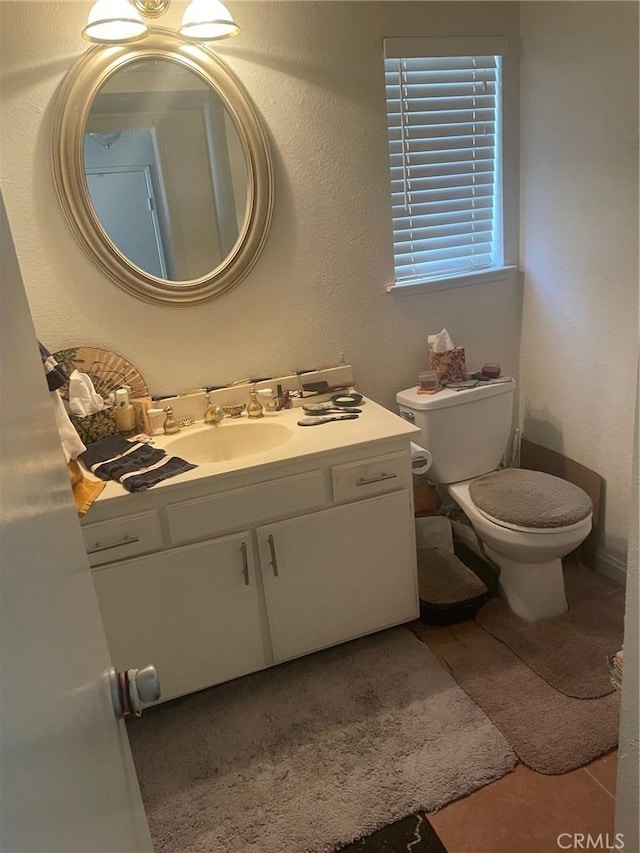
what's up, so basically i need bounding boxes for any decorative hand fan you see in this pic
[53,346,149,402]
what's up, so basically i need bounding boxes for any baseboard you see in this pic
[595,549,627,587]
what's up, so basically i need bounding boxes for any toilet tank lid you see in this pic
[396,379,515,411]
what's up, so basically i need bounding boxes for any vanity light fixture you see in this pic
[179,0,240,40]
[82,0,240,45]
[87,131,123,149]
[82,0,149,43]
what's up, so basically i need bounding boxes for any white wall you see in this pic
[519,1,638,571]
[615,359,639,850]
[0,1,521,411]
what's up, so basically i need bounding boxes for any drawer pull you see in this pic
[267,534,279,577]
[87,535,141,555]
[240,541,250,586]
[356,473,398,487]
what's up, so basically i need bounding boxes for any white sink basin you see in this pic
[161,420,293,464]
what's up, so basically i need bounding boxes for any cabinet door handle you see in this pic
[267,534,279,577]
[87,534,141,555]
[240,541,250,586]
[356,473,398,487]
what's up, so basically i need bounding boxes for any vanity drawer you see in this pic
[166,469,328,544]
[331,451,410,503]
[83,511,163,567]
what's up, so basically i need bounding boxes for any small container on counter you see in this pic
[257,388,278,415]
[146,408,167,435]
[418,370,440,391]
[481,363,502,379]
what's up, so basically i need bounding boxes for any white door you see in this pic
[93,533,266,702]
[0,194,153,853]
[258,491,419,662]
[86,166,168,277]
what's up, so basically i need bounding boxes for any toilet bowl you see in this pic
[448,479,592,621]
[396,380,593,622]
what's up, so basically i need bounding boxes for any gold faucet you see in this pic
[163,406,181,434]
[204,394,225,425]
[247,385,264,418]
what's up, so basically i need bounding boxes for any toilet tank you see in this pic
[396,380,516,484]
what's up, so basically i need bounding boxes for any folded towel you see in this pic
[80,434,196,493]
[51,389,87,462]
[68,459,105,516]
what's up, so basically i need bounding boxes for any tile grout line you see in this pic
[582,766,616,801]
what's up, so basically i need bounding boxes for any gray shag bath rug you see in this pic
[476,564,624,698]
[127,628,516,853]
[442,621,620,774]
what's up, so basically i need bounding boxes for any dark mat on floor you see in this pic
[339,811,447,852]
[476,563,624,698]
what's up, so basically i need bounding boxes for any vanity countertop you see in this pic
[83,397,421,507]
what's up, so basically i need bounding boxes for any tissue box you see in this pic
[69,409,117,445]
[429,347,467,385]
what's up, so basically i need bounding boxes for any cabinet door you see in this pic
[258,490,418,662]
[92,532,265,702]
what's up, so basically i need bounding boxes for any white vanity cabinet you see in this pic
[92,531,266,701]
[83,420,420,705]
[258,491,417,662]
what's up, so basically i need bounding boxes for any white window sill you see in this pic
[386,265,519,296]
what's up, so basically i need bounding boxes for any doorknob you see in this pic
[109,665,161,719]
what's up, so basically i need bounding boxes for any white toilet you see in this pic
[397,380,592,622]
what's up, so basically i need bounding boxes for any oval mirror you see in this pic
[52,30,273,305]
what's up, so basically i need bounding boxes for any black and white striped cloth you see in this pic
[80,434,196,493]
[38,341,68,391]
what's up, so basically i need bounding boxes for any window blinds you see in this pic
[384,54,502,285]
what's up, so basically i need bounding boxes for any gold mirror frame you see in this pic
[52,29,274,306]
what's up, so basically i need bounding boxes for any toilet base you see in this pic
[484,546,568,622]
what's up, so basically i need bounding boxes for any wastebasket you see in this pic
[415,517,500,625]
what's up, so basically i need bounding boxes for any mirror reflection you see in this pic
[84,58,248,282]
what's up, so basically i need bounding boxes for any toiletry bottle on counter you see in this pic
[247,385,264,419]
[114,387,136,438]
[162,406,181,434]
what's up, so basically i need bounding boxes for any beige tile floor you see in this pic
[414,620,618,853]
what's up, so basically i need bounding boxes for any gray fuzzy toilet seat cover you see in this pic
[468,469,592,528]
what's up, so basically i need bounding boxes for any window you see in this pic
[384,38,508,289]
